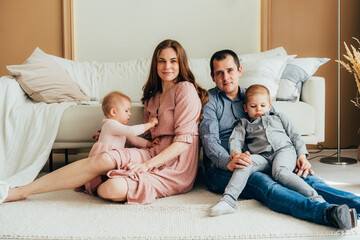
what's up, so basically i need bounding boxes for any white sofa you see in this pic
[51,48,325,163]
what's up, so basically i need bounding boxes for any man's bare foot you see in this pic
[3,188,27,203]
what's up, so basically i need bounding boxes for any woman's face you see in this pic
[157,48,179,83]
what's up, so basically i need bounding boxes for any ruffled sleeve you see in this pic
[173,82,201,143]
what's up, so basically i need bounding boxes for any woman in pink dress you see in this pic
[5,39,209,205]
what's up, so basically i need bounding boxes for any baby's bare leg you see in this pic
[5,153,116,202]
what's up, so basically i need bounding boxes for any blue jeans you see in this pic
[304,175,360,212]
[204,158,360,227]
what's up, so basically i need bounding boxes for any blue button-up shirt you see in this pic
[199,86,248,170]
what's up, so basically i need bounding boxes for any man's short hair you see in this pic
[210,49,240,75]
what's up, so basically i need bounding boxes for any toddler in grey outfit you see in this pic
[210,84,325,217]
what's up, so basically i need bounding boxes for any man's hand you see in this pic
[294,154,314,178]
[146,138,160,148]
[151,138,160,147]
[227,151,252,172]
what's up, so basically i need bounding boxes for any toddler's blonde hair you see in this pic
[244,84,271,104]
[102,91,131,117]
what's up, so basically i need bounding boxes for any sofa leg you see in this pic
[49,150,53,172]
[65,149,69,164]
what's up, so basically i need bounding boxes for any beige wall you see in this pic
[262,0,360,148]
[0,0,64,76]
[73,0,261,61]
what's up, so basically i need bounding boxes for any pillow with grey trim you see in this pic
[276,58,329,101]
[6,48,90,103]
[239,55,296,101]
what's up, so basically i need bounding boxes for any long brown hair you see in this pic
[142,39,208,110]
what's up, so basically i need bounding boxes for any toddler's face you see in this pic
[244,94,272,119]
[114,98,132,124]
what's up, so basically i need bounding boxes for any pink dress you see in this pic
[105,81,201,205]
[79,119,149,194]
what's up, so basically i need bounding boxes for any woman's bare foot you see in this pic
[4,188,28,203]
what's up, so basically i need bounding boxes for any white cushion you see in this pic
[189,58,215,91]
[48,52,99,100]
[238,47,287,62]
[56,101,316,145]
[276,58,329,101]
[96,58,151,102]
[239,55,295,101]
[272,101,315,136]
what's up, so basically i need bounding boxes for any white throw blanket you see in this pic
[0,76,75,202]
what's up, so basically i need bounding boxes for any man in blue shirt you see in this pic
[199,49,359,229]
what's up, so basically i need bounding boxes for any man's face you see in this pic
[211,55,242,99]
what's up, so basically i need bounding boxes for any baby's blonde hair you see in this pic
[102,91,131,117]
[244,84,270,104]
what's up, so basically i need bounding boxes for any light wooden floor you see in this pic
[308,149,360,196]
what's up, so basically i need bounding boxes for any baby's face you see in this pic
[244,94,272,119]
[114,98,132,124]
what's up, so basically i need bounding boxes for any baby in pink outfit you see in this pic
[78,91,159,194]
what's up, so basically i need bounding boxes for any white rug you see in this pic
[0,183,359,240]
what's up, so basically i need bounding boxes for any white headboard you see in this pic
[74,0,261,62]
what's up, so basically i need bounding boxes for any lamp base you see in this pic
[320,156,358,165]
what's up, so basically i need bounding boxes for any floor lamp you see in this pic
[320,0,357,165]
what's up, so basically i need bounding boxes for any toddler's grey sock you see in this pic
[209,200,237,217]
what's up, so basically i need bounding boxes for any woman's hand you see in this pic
[227,151,252,172]
[136,142,189,172]
[126,162,153,173]
[294,154,314,178]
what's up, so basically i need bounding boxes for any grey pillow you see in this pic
[276,58,329,101]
